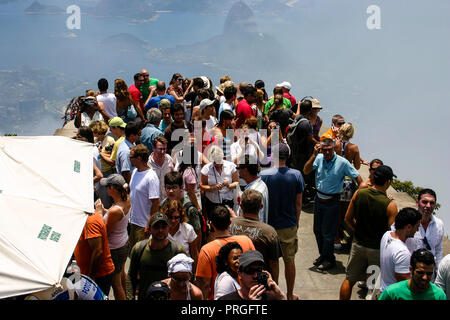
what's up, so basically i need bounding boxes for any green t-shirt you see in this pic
[264,97,292,115]
[140,78,159,103]
[128,239,185,300]
[379,280,446,300]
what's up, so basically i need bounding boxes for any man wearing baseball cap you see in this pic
[126,212,185,300]
[218,250,286,300]
[144,281,171,300]
[276,81,296,107]
[199,98,218,131]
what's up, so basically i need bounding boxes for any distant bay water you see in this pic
[1,0,449,237]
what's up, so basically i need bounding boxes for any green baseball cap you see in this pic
[108,117,126,128]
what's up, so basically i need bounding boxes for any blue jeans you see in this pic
[313,196,340,263]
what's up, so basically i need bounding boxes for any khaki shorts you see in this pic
[345,242,380,282]
[128,224,147,254]
[276,226,298,262]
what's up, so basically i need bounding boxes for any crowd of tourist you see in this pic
[17,70,448,301]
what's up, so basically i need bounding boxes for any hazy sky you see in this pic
[1,0,449,235]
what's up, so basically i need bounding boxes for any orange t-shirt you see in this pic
[195,235,255,300]
[74,213,115,278]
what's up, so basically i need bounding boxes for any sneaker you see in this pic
[334,243,343,250]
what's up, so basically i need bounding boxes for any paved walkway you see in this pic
[276,165,450,300]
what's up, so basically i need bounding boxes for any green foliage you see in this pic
[391,179,440,212]
[4,133,17,136]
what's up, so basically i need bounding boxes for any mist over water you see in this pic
[1,0,449,235]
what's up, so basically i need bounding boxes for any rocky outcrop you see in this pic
[24,1,64,14]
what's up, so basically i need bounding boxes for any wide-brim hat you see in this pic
[311,98,322,109]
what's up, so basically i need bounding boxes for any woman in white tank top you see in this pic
[100,174,131,300]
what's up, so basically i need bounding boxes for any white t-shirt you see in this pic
[97,92,117,118]
[205,116,218,132]
[405,215,445,268]
[380,231,411,292]
[214,271,241,300]
[148,154,175,201]
[435,254,450,300]
[201,161,237,203]
[218,101,234,119]
[129,168,160,228]
[230,140,259,162]
[81,111,104,127]
[168,222,197,257]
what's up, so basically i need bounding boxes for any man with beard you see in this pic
[126,213,185,300]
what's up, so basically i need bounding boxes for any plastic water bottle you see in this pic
[66,260,80,274]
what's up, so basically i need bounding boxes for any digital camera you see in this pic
[255,271,268,289]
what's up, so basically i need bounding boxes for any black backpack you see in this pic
[286,117,309,149]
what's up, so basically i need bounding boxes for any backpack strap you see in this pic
[287,117,308,144]
[169,239,182,256]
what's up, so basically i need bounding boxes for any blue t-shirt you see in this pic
[260,167,305,230]
[145,94,175,111]
[313,153,359,197]
[116,138,135,174]
[140,123,163,154]
[218,101,234,120]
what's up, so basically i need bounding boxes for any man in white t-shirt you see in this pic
[199,98,218,131]
[148,136,175,201]
[236,154,269,223]
[380,207,422,292]
[96,78,117,118]
[129,144,160,251]
[405,188,445,273]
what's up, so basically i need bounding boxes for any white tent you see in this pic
[0,136,93,299]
